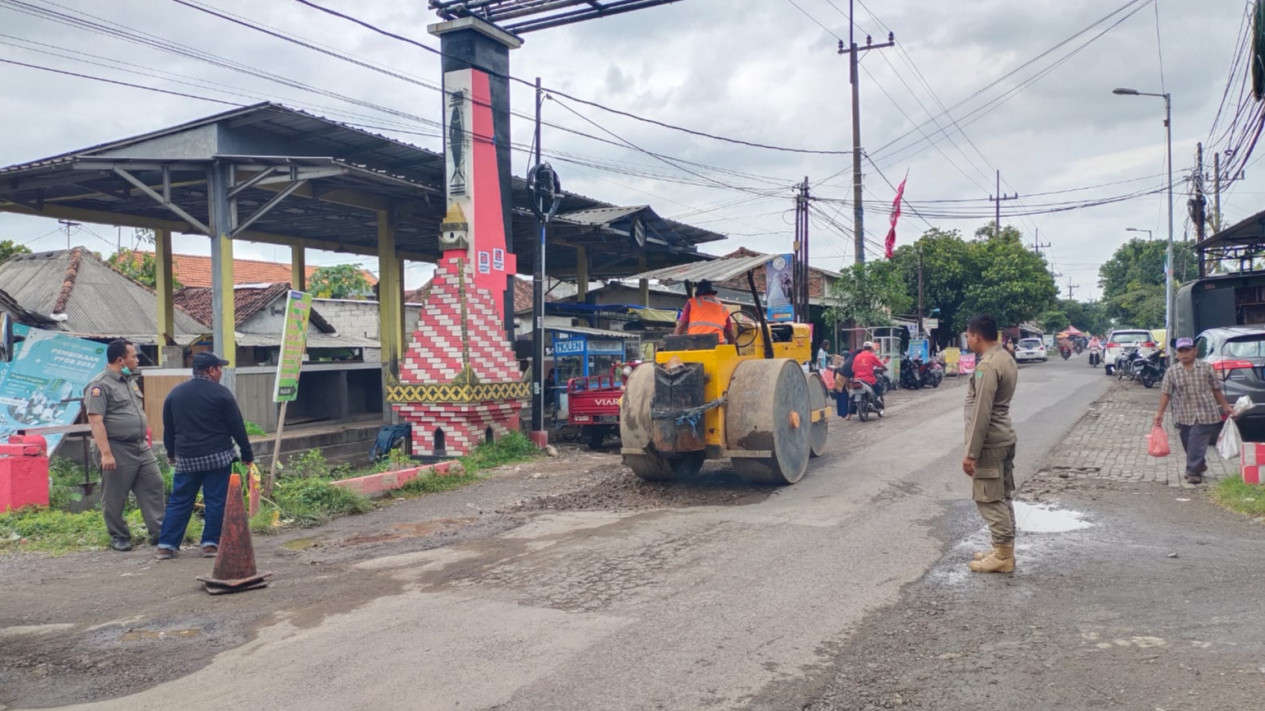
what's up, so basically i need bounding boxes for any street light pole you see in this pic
[1114,88,1174,342]
[1125,227,1153,240]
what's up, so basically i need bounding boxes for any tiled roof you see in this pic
[408,276,537,313]
[128,251,377,288]
[173,283,334,333]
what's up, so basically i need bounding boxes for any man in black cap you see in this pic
[154,352,254,560]
[674,279,736,344]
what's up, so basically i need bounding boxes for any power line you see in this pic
[0,56,238,106]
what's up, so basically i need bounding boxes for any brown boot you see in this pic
[969,543,1014,573]
[972,550,991,561]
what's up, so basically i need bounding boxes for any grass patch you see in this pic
[1211,476,1265,518]
[0,507,201,555]
[244,420,268,436]
[394,472,482,498]
[271,477,373,528]
[457,431,540,475]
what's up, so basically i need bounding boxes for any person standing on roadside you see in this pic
[817,340,831,371]
[1153,337,1235,485]
[155,352,254,560]
[962,315,1019,574]
[86,339,165,552]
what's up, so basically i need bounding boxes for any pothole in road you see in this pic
[1014,501,1091,533]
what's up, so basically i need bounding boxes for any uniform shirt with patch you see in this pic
[85,370,148,441]
[964,344,1018,459]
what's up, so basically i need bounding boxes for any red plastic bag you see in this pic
[1147,425,1170,458]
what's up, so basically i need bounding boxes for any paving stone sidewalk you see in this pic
[1047,377,1240,488]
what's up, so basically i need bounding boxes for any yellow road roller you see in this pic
[620,256,829,485]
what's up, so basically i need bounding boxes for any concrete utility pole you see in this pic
[1030,228,1050,255]
[837,0,893,265]
[1213,150,1222,234]
[988,170,1018,238]
[916,244,924,336]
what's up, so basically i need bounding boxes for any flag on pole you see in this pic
[884,174,908,259]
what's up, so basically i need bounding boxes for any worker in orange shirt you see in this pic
[674,280,736,344]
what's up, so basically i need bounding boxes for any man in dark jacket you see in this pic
[155,352,254,560]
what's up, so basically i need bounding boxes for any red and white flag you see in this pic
[884,174,908,259]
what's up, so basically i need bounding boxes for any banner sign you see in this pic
[959,353,977,377]
[273,290,313,403]
[0,327,107,453]
[765,253,794,322]
[908,339,929,361]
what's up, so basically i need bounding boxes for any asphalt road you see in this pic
[11,356,1111,711]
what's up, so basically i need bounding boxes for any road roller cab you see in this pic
[619,256,829,485]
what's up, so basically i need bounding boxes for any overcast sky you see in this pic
[0,0,1257,296]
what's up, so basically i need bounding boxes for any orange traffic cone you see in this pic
[196,473,272,595]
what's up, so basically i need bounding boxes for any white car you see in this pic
[1014,338,1047,363]
[1104,329,1157,375]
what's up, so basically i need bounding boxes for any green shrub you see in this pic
[272,477,371,527]
[285,449,330,479]
[244,420,267,436]
[395,472,481,497]
[458,431,539,475]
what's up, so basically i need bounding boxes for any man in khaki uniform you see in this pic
[962,315,1019,573]
[86,339,164,552]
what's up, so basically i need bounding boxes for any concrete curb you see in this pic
[329,460,458,497]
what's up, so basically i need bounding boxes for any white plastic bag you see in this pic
[1234,395,1256,419]
[1217,418,1242,460]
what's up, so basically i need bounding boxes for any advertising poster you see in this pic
[0,327,108,453]
[959,353,977,377]
[273,290,313,403]
[908,339,929,361]
[765,253,794,322]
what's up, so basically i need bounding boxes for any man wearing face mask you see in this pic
[86,339,165,552]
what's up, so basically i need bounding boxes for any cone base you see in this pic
[197,571,273,595]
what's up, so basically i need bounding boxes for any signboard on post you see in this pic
[0,327,107,454]
[267,290,312,499]
[272,290,313,403]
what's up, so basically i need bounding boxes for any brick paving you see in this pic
[1047,377,1240,489]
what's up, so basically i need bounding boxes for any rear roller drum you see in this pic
[807,371,829,458]
[726,359,812,485]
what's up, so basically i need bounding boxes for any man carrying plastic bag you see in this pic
[1153,338,1236,485]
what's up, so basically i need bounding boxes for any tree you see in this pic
[825,260,912,327]
[106,248,180,289]
[0,240,30,264]
[1039,299,1110,336]
[890,228,973,334]
[1098,238,1198,329]
[309,264,370,299]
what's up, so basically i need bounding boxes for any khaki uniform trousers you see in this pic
[973,444,1016,545]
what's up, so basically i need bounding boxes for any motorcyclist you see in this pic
[851,341,887,412]
[1087,335,1102,366]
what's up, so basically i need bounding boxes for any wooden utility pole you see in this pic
[1030,228,1051,255]
[988,170,1018,237]
[838,0,894,265]
[792,178,811,324]
[1213,150,1222,234]
[1066,278,1080,301]
[916,244,924,336]
[1192,142,1208,242]
[58,220,80,249]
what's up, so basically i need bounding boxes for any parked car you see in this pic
[1195,326,1265,441]
[1104,329,1157,375]
[1014,338,1047,363]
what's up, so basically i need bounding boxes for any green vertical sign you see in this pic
[273,290,313,403]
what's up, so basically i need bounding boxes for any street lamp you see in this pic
[1114,87,1174,341]
[1125,227,1153,240]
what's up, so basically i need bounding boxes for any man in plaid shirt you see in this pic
[155,352,254,559]
[1154,337,1235,484]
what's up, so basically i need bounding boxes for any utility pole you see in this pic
[838,0,894,265]
[988,170,1018,237]
[1213,150,1222,234]
[57,220,80,249]
[1066,278,1080,301]
[793,178,811,324]
[916,244,924,337]
[1030,227,1051,255]
[530,76,546,446]
[1191,143,1207,243]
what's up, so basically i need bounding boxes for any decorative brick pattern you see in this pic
[392,251,525,456]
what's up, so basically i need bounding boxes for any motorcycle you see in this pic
[1088,346,1102,368]
[1136,351,1167,388]
[917,358,944,388]
[1059,345,1072,360]
[851,367,887,422]
[1116,348,1144,381]
[899,355,921,390]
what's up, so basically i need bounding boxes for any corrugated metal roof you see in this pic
[624,254,778,285]
[0,248,205,337]
[555,206,649,226]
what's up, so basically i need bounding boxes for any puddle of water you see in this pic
[121,628,201,642]
[1014,501,1090,533]
[282,537,321,551]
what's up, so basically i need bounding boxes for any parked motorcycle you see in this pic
[1116,348,1144,381]
[1136,351,1167,388]
[917,358,944,388]
[899,355,921,390]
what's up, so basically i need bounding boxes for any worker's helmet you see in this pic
[696,279,717,295]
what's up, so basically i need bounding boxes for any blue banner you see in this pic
[0,327,108,453]
[765,253,794,323]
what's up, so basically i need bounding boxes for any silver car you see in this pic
[1015,338,1047,363]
